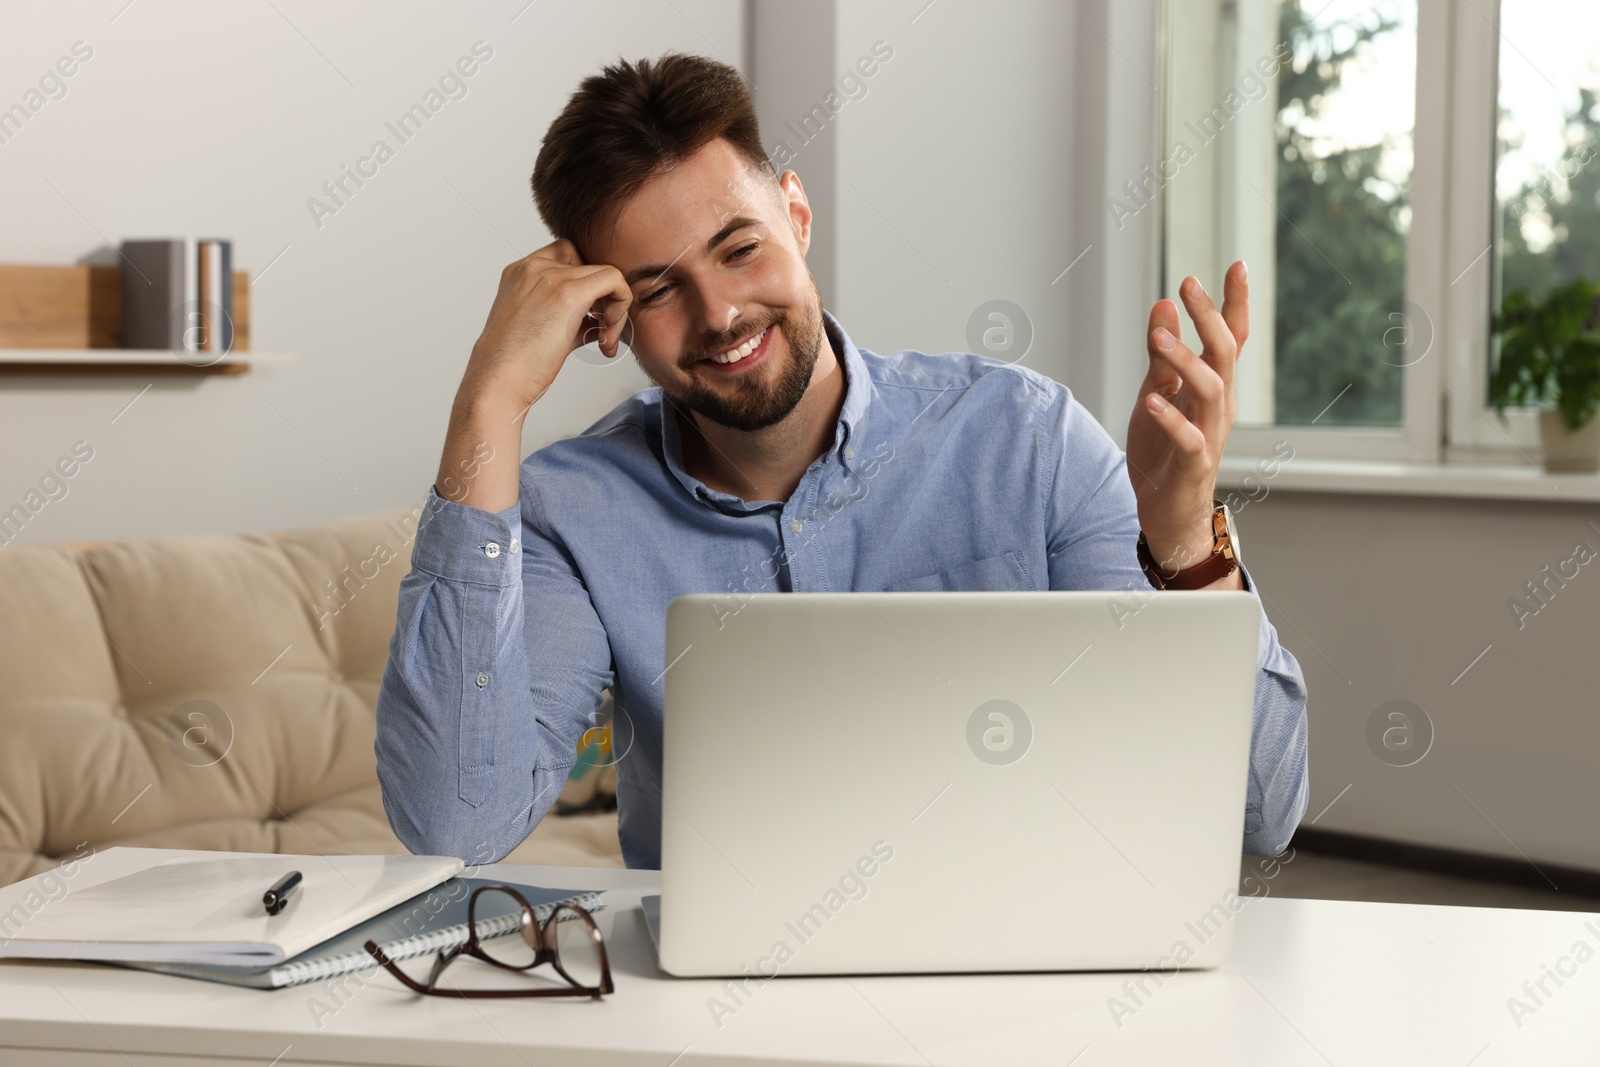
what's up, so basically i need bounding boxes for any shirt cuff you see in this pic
[409,484,522,587]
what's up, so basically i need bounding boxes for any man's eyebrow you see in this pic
[623,215,763,286]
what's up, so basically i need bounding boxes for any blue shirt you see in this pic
[375,309,1309,868]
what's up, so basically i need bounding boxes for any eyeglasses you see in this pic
[363,884,614,999]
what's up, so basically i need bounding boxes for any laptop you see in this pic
[646,589,1262,977]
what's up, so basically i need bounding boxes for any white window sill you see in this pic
[1216,452,1600,504]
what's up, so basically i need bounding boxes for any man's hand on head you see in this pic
[465,237,634,418]
[434,238,633,515]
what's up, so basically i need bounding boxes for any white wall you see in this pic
[749,0,839,304]
[0,0,743,544]
[829,0,1082,391]
[819,0,1161,437]
[1234,488,1600,872]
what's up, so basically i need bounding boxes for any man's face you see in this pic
[586,138,826,433]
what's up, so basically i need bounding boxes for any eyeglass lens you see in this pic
[470,889,605,991]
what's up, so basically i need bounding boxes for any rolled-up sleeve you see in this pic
[1037,384,1310,857]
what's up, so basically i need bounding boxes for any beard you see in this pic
[646,270,826,433]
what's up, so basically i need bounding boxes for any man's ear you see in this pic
[777,170,813,257]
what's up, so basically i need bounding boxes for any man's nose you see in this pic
[692,292,742,343]
[704,302,740,335]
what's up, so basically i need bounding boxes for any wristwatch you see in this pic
[1137,501,1241,590]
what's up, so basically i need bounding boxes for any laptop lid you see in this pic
[658,590,1260,977]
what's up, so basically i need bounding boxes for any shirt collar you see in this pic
[658,307,873,511]
[827,308,872,472]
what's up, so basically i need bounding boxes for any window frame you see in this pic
[1158,0,1544,465]
[1441,0,1547,456]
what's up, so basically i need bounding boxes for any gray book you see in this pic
[119,238,194,350]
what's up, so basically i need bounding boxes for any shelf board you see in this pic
[0,263,252,349]
[0,349,291,375]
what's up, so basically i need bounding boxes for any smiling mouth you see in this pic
[699,325,770,366]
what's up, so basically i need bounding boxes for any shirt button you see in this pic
[846,447,855,460]
[475,672,490,688]
[484,541,501,558]
[790,519,804,534]
[510,537,520,553]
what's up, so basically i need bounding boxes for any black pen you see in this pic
[263,870,303,915]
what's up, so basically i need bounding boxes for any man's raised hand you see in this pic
[1124,260,1249,574]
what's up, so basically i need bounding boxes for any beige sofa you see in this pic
[0,502,623,886]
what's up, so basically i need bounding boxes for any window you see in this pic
[1163,0,1600,463]
[1493,5,1600,308]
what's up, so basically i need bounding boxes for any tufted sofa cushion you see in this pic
[0,503,622,886]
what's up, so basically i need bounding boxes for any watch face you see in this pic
[1221,503,1241,561]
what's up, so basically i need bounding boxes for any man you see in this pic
[375,51,1309,869]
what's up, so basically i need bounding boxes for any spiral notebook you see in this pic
[123,876,604,989]
[0,848,466,967]
[0,847,601,988]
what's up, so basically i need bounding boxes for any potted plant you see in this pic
[1489,276,1600,472]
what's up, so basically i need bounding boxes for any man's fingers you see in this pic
[580,311,627,358]
[1220,260,1249,353]
[1145,298,1184,391]
[1147,297,1181,344]
[1143,390,1208,457]
[537,238,585,268]
[1177,276,1238,391]
[600,305,633,358]
[565,264,632,358]
[1148,326,1223,406]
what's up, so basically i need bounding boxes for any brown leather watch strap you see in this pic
[1137,506,1238,590]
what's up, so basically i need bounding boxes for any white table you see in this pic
[2,862,1598,1066]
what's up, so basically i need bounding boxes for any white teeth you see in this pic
[707,327,767,364]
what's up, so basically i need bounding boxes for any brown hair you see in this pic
[531,52,775,256]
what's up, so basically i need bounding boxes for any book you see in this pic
[0,847,464,967]
[196,238,233,354]
[121,876,604,989]
[197,240,214,353]
[181,235,197,351]
[118,239,186,349]
[210,238,233,352]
